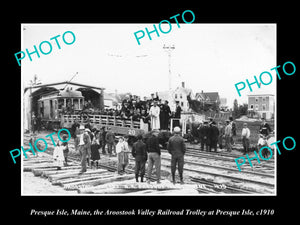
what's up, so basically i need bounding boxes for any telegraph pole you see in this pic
[163,44,175,91]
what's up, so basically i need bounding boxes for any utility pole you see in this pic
[163,44,175,91]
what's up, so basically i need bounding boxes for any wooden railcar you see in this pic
[37,89,84,130]
[62,114,147,137]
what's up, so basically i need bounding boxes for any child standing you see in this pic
[90,129,101,169]
[53,135,68,169]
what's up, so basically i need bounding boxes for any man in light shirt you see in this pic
[241,123,251,155]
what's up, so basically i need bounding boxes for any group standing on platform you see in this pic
[103,93,182,132]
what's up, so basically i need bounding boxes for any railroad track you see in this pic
[161,149,274,173]
[125,154,275,194]
[22,134,275,194]
[164,147,275,172]
[184,146,275,164]
[160,155,274,178]
[67,156,215,194]
[156,153,274,193]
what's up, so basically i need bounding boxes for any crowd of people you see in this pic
[71,93,183,132]
[185,117,273,155]
[66,120,187,184]
[45,115,273,186]
[32,92,183,134]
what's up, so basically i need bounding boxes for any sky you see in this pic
[21,23,276,107]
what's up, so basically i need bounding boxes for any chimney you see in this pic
[182,82,185,88]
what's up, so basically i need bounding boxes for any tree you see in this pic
[187,93,220,113]
[187,93,202,113]
[232,99,248,119]
[238,103,248,116]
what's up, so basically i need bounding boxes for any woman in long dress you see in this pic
[90,130,101,169]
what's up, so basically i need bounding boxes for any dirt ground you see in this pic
[22,172,77,195]
[22,130,274,195]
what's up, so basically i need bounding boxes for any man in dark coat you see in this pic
[173,101,182,128]
[132,135,148,182]
[146,129,161,184]
[259,118,272,136]
[71,119,80,139]
[159,100,172,130]
[141,109,151,132]
[105,127,115,157]
[198,121,210,151]
[208,121,219,152]
[167,127,186,184]
[229,116,236,145]
[100,127,107,154]
[78,126,91,174]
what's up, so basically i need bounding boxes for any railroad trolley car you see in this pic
[37,89,84,130]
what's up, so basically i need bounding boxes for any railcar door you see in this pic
[50,100,53,119]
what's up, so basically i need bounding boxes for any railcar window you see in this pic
[58,99,64,109]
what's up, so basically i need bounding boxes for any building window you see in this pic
[250,104,254,109]
[175,94,178,99]
[262,104,266,111]
[180,94,182,99]
[181,102,184,107]
[262,97,266,102]
[255,97,258,102]
[255,104,259,111]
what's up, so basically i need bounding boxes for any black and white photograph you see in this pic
[21,23,276,196]
[4,4,298,223]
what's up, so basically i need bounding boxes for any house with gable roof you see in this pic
[195,91,220,109]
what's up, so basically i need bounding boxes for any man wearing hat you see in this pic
[105,127,116,157]
[173,101,182,128]
[259,118,272,137]
[132,134,148,182]
[146,129,161,184]
[99,126,107,154]
[209,121,219,152]
[85,128,93,167]
[224,120,232,152]
[160,100,172,130]
[257,117,272,153]
[167,127,186,184]
[198,120,210,151]
[229,116,236,145]
[78,125,91,174]
[241,122,251,154]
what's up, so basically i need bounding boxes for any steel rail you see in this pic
[159,155,274,178]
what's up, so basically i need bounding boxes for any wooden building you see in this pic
[247,94,275,120]
[23,81,105,132]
